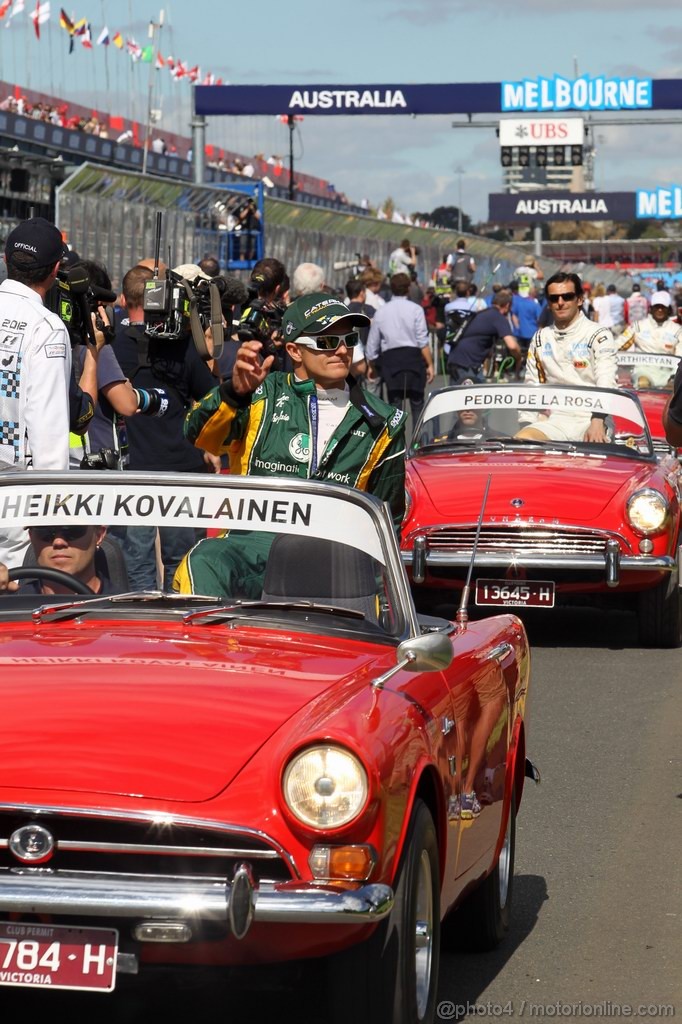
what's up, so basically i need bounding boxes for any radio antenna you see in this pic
[456,474,492,629]
[152,212,162,280]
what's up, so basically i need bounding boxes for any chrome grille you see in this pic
[0,808,293,885]
[426,526,610,555]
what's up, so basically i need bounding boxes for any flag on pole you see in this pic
[7,0,25,26]
[112,30,123,48]
[72,16,85,33]
[58,7,72,30]
[155,51,165,70]
[29,0,50,39]
[80,21,92,48]
[0,1,13,20]
[140,44,153,62]
[96,25,109,46]
[126,38,142,61]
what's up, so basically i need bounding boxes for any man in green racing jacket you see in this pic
[174,292,406,597]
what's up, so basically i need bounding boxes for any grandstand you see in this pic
[0,80,364,215]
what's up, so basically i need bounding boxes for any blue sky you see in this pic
[1,0,681,220]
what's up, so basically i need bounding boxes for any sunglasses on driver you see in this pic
[547,292,578,304]
[295,331,360,351]
[31,525,90,543]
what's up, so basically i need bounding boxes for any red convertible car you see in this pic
[403,383,682,647]
[0,472,533,1024]
[616,351,680,457]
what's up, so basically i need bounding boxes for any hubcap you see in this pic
[498,806,512,909]
[414,849,433,1017]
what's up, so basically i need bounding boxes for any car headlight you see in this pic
[626,489,669,535]
[283,746,368,829]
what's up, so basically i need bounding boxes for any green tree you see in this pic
[412,206,472,233]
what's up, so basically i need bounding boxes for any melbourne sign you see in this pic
[498,118,584,146]
[195,80,682,117]
[489,192,636,222]
[501,76,651,112]
[636,187,682,219]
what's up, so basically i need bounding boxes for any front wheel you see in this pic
[327,799,440,1024]
[637,558,682,648]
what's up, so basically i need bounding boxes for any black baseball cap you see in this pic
[5,217,68,270]
[282,292,370,342]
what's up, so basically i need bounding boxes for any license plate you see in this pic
[0,922,117,992]
[475,579,555,608]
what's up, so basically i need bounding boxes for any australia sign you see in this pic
[195,79,682,117]
[489,192,636,223]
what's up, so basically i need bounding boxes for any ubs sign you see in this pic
[498,118,584,146]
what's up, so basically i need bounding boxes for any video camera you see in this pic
[46,265,116,347]
[445,308,478,347]
[333,253,365,278]
[141,213,225,360]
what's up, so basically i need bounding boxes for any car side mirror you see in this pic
[397,632,453,673]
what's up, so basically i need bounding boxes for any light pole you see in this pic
[454,165,464,234]
[142,10,164,177]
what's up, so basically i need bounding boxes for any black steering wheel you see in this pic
[8,568,95,596]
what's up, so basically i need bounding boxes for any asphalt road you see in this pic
[2,606,680,1023]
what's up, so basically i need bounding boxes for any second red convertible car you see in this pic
[403,383,682,647]
[616,351,680,457]
[0,472,534,1024]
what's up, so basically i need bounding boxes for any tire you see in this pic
[327,799,440,1024]
[443,787,516,953]
[637,558,682,648]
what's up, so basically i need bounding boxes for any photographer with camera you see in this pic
[225,258,289,375]
[110,263,220,590]
[176,292,406,597]
[233,196,261,262]
[67,259,169,470]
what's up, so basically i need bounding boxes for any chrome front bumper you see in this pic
[0,871,393,933]
[401,551,676,572]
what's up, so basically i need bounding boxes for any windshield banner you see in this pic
[0,483,386,563]
[424,386,646,427]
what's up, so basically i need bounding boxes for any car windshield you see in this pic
[412,383,654,458]
[0,474,407,638]
[616,352,680,391]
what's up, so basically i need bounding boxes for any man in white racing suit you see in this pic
[518,272,617,443]
[616,291,682,356]
[0,216,71,567]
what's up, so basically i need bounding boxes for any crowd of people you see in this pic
[1,214,681,600]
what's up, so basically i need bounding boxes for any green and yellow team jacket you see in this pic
[183,372,407,529]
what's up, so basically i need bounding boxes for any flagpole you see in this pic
[142,9,163,176]
[25,9,31,90]
[47,15,54,94]
[100,0,110,97]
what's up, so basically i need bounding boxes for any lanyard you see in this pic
[309,393,319,476]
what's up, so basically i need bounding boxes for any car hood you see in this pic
[408,452,656,522]
[0,623,387,803]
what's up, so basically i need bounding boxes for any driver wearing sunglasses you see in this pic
[0,525,112,596]
[176,292,407,597]
[518,271,617,443]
